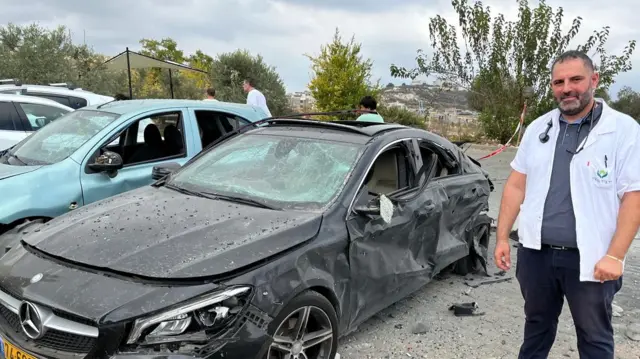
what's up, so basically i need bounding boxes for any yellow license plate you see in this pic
[1,336,38,359]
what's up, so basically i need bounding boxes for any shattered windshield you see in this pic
[168,134,364,210]
[4,110,120,165]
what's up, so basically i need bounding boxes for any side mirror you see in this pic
[353,194,394,223]
[35,117,48,128]
[152,162,182,180]
[353,204,380,216]
[89,151,123,175]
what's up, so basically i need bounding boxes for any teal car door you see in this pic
[79,108,193,205]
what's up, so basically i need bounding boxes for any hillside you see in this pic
[380,84,472,112]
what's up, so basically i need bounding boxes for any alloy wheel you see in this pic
[267,305,334,359]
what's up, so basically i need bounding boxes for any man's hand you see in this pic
[593,255,624,283]
[494,239,512,271]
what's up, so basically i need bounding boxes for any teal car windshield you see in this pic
[10,109,120,165]
[168,134,364,210]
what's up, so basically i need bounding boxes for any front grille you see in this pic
[0,306,96,353]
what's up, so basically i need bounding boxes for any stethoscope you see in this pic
[538,101,597,155]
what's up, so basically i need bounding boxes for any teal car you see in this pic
[0,99,268,244]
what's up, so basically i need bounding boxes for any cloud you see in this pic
[1,0,638,97]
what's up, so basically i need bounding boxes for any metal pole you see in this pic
[169,69,174,99]
[126,47,133,99]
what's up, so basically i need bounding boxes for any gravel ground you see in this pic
[337,145,640,359]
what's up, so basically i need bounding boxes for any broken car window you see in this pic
[168,134,364,210]
[7,110,120,165]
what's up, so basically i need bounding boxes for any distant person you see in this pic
[356,96,384,123]
[114,93,129,101]
[204,87,217,101]
[242,77,272,117]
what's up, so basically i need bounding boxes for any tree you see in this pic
[390,0,636,143]
[611,86,640,121]
[209,49,290,116]
[306,28,381,114]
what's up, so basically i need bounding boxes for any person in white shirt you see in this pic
[242,77,272,117]
[203,88,218,101]
[495,50,640,359]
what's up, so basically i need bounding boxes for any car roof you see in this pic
[0,84,114,103]
[245,118,459,150]
[85,99,267,118]
[0,93,75,110]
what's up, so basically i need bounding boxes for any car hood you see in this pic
[22,186,322,280]
[0,163,41,180]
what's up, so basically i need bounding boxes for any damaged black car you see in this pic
[0,118,493,359]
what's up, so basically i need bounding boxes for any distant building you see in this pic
[287,91,316,112]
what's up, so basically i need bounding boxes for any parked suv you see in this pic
[0,94,74,150]
[0,79,113,109]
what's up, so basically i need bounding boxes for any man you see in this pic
[242,77,271,117]
[495,50,640,359]
[204,88,217,101]
[356,95,384,123]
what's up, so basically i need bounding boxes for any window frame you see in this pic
[415,139,462,181]
[13,101,72,131]
[0,101,24,131]
[84,110,189,174]
[193,109,251,148]
[346,138,420,218]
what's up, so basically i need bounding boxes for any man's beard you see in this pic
[556,87,593,116]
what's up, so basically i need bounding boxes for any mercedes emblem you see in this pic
[18,301,45,339]
[30,273,43,284]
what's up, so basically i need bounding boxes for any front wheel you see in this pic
[264,290,339,359]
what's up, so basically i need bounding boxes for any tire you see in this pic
[452,215,491,276]
[262,290,339,359]
[0,219,46,258]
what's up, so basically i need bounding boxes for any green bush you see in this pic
[377,105,426,128]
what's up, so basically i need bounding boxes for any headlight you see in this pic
[126,286,251,345]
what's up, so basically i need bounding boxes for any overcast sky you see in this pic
[1,0,638,98]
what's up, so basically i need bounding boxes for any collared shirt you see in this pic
[510,100,640,282]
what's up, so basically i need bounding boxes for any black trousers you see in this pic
[516,244,623,359]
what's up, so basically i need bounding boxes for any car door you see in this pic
[188,108,252,151]
[415,139,491,272]
[345,138,446,326]
[79,109,193,206]
[0,102,28,151]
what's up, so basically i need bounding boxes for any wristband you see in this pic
[606,254,624,264]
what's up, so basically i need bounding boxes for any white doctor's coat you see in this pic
[511,100,640,282]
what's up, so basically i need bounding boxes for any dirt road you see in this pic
[337,145,640,359]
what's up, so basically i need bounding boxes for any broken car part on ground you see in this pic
[0,114,493,359]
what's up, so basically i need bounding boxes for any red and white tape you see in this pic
[476,121,522,160]
[477,103,527,160]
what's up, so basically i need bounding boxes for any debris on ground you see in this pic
[612,303,624,317]
[448,302,485,317]
[465,276,513,288]
[411,322,428,334]
[627,323,640,341]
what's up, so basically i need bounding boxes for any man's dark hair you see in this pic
[114,93,129,101]
[359,95,377,110]
[243,77,256,87]
[206,87,216,97]
[551,50,595,73]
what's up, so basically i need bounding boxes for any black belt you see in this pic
[541,243,578,251]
